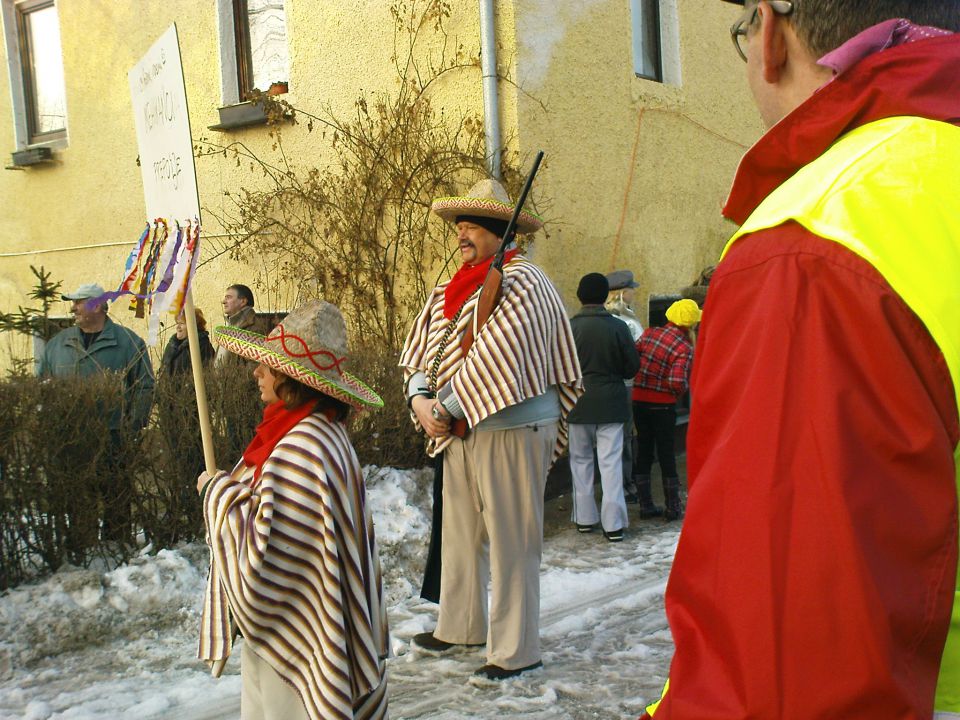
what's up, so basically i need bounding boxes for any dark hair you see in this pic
[269,368,351,422]
[455,214,510,238]
[227,284,255,308]
[194,308,208,332]
[790,1,960,57]
[577,272,610,305]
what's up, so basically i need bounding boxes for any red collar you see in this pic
[443,248,519,319]
[724,35,960,225]
[242,400,317,483]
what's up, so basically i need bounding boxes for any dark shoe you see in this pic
[663,507,684,522]
[576,523,595,533]
[624,491,640,504]
[603,528,624,542]
[473,661,543,680]
[639,504,664,519]
[412,631,484,652]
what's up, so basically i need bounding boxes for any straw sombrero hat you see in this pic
[431,178,544,234]
[214,300,383,409]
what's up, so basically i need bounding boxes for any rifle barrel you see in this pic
[493,150,544,270]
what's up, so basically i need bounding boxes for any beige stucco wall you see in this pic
[506,0,763,321]
[0,0,762,368]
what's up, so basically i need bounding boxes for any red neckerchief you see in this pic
[242,400,317,482]
[443,248,519,319]
[723,34,960,225]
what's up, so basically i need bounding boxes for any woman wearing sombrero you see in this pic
[196,300,389,720]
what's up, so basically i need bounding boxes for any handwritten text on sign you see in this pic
[128,25,199,220]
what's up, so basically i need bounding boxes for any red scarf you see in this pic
[242,400,317,482]
[443,248,519,319]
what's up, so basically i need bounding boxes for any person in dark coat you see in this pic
[161,308,215,376]
[567,273,640,542]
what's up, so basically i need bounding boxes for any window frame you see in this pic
[2,0,68,150]
[630,0,664,83]
[217,0,289,106]
[232,0,255,100]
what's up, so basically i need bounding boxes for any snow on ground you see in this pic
[0,466,679,720]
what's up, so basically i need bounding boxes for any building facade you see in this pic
[0,0,761,363]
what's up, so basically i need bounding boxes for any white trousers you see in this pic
[434,422,557,670]
[568,422,629,532]
[241,640,309,720]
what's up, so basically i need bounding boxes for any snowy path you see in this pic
[0,467,680,720]
[167,521,678,720]
[383,521,679,720]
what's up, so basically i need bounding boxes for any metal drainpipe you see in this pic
[479,0,502,179]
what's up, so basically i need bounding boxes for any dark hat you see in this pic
[605,270,639,291]
[577,273,609,305]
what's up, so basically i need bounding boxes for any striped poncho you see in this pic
[399,255,582,459]
[198,413,389,720]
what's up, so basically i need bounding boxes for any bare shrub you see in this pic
[195,0,538,469]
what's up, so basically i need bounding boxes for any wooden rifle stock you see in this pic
[448,151,544,438]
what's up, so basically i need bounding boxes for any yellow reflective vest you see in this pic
[649,115,960,716]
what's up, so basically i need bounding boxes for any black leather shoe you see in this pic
[603,528,624,542]
[639,505,664,519]
[412,631,483,652]
[576,523,595,533]
[624,491,640,504]
[473,661,543,680]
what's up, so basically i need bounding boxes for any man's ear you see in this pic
[759,2,788,83]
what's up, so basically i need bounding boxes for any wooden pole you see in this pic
[184,288,233,677]
[182,289,217,475]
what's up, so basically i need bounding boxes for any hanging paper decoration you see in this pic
[148,219,200,345]
[89,217,201,346]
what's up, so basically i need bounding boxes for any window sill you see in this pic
[208,101,269,131]
[7,146,55,168]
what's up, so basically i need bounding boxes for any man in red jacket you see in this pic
[644,2,960,718]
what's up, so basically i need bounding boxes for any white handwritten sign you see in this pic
[128,25,200,220]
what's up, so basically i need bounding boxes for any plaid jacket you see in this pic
[633,323,693,402]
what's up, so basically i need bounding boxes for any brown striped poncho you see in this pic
[399,256,582,459]
[198,413,389,720]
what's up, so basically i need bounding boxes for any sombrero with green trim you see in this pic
[431,178,544,234]
[214,300,383,410]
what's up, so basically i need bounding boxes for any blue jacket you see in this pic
[38,316,155,430]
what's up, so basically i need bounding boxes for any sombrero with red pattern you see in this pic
[431,178,544,234]
[214,300,383,409]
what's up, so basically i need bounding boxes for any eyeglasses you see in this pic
[730,1,794,62]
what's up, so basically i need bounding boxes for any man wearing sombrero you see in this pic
[400,178,582,679]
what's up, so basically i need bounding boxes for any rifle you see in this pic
[449,150,544,438]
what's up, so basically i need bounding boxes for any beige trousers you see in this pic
[241,640,309,720]
[434,422,558,669]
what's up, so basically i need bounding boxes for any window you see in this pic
[630,0,662,82]
[218,0,290,106]
[2,0,68,148]
[629,0,681,86]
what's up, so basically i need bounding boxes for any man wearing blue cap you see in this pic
[39,282,154,543]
